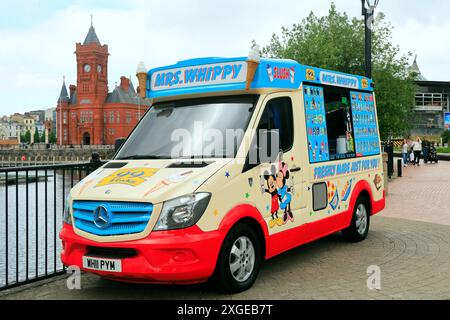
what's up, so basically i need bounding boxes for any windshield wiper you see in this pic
[116,155,170,160]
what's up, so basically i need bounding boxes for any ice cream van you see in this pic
[60,47,385,293]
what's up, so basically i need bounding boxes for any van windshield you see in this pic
[115,95,258,160]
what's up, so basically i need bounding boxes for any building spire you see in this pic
[83,16,101,45]
[58,77,69,103]
[409,54,427,81]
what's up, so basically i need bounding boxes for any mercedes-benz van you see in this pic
[60,51,385,293]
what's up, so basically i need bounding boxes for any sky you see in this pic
[1,0,450,115]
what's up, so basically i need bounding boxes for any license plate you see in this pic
[82,256,122,273]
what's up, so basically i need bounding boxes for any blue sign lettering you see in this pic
[153,63,245,89]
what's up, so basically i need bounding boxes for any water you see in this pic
[0,170,85,288]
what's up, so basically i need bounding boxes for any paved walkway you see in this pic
[383,160,450,226]
[1,161,449,300]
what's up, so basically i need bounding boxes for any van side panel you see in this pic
[266,177,384,259]
[266,212,350,258]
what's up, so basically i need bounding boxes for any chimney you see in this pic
[69,85,77,100]
[120,76,130,91]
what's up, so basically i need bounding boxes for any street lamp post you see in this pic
[361,0,380,79]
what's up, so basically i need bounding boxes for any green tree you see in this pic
[33,130,41,143]
[442,130,450,144]
[49,131,57,144]
[21,130,31,144]
[259,3,416,140]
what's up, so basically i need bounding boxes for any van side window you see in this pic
[304,85,380,163]
[304,86,330,163]
[350,91,380,156]
[257,97,294,153]
[323,86,356,161]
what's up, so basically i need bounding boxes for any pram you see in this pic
[425,145,438,164]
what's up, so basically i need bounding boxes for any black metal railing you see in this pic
[0,162,101,291]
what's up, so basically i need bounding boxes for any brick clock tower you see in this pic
[56,21,150,146]
[74,22,109,145]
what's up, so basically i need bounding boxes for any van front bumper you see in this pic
[59,224,224,284]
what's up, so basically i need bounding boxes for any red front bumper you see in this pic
[59,224,224,284]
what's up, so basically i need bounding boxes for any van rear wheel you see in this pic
[342,197,370,242]
[212,223,262,293]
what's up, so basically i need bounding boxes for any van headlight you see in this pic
[63,194,72,225]
[154,193,211,231]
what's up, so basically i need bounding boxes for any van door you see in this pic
[243,92,307,231]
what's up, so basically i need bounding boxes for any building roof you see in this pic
[83,25,101,46]
[70,90,78,105]
[410,55,427,81]
[58,80,69,103]
[106,81,151,106]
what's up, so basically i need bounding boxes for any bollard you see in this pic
[382,152,389,196]
[397,159,402,178]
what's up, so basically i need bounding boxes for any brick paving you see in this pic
[1,161,449,300]
[382,160,450,226]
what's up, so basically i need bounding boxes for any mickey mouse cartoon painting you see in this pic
[263,165,283,228]
[262,161,294,228]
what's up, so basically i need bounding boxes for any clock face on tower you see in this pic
[83,64,91,73]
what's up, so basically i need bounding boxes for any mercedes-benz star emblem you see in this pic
[93,206,110,229]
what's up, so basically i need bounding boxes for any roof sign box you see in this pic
[151,61,247,92]
[146,57,373,99]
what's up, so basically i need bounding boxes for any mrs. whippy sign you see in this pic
[151,61,247,91]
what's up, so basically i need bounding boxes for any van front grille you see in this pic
[73,201,152,236]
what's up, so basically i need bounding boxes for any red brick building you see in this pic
[56,23,150,145]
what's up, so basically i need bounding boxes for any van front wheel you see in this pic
[342,197,370,242]
[212,223,262,293]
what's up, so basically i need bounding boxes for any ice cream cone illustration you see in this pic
[136,61,148,98]
[246,45,260,90]
[289,67,295,84]
[266,64,274,82]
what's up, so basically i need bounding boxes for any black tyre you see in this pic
[212,223,262,293]
[342,197,370,242]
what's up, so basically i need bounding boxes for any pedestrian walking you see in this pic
[412,137,422,166]
[402,139,408,167]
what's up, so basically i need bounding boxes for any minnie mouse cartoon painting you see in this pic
[277,162,294,224]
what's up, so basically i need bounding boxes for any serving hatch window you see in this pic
[304,84,379,164]
[323,86,355,161]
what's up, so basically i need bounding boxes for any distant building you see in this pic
[10,113,24,124]
[0,117,21,143]
[56,22,150,145]
[35,121,44,136]
[23,116,35,134]
[410,56,450,137]
[45,108,56,133]
[28,110,45,122]
[0,121,8,140]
